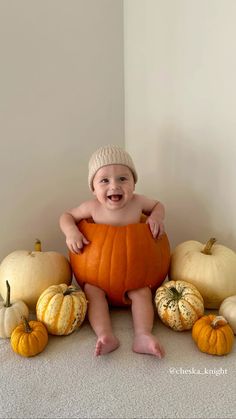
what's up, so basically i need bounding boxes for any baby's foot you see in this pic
[132,333,165,358]
[95,335,120,356]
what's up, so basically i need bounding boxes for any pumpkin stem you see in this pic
[63,287,78,296]
[5,280,11,308]
[34,239,42,252]
[21,316,32,333]
[169,287,181,300]
[211,315,228,329]
[201,238,217,255]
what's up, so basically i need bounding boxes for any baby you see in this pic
[60,145,166,358]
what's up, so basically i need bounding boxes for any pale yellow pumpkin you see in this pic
[155,280,204,331]
[219,295,236,334]
[0,240,72,310]
[36,284,87,335]
[169,238,236,309]
[0,281,29,338]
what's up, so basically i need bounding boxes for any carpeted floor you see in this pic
[0,305,235,419]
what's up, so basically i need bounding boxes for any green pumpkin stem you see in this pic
[5,280,11,308]
[22,316,32,333]
[201,238,217,255]
[170,287,181,300]
[34,239,42,252]
[63,287,78,296]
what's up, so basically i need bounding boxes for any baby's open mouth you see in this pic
[107,194,123,202]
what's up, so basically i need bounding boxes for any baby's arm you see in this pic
[59,201,94,254]
[138,195,165,239]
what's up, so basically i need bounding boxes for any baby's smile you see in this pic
[107,194,123,202]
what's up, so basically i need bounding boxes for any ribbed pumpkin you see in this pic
[155,280,204,331]
[11,317,48,357]
[36,284,87,335]
[69,219,170,306]
[192,314,234,356]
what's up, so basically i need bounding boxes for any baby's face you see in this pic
[93,164,135,210]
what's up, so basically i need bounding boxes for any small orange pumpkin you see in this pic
[69,218,170,306]
[192,314,234,356]
[10,317,48,357]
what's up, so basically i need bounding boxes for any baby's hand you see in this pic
[146,217,165,239]
[66,230,89,254]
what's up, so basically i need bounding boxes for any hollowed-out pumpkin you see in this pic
[69,218,170,306]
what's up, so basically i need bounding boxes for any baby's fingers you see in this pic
[147,219,165,239]
[151,223,160,239]
[72,242,83,254]
[67,240,82,254]
[158,223,165,237]
[147,219,158,238]
[82,235,90,245]
[71,237,90,254]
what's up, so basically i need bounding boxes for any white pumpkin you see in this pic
[0,281,29,338]
[219,295,236,334]
[169,238,236,309]
[0,240,72,311]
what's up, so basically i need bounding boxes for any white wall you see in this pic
[0,0,124,259]
[124,0,236,250]
[1,0,235,261]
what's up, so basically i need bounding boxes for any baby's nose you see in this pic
[110,179,120,189]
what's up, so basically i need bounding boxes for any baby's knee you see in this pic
[127,286,151,301]
[84,283,106,299]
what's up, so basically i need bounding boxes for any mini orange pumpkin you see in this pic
[11,317,48,357]
[192,314,234,356]
[69,218,170,306]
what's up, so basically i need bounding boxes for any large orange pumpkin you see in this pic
[69,218,170,306]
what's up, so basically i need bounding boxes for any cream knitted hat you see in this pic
[88,144,138,191]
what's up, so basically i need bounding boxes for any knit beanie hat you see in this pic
[88,144,138,191]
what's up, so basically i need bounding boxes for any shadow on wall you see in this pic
[155,125,235,250]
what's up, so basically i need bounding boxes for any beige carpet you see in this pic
[0,306,235,419]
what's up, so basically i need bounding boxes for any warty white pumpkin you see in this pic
[155,280,204,331]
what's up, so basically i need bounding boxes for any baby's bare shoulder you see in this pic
[133,194,158,211]
[67,199,97,220]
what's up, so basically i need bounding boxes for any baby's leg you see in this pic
[84,283,119,356]
[127,287,165,358]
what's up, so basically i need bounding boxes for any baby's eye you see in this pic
[120,177,127,181]
[100,178,109,183]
